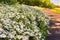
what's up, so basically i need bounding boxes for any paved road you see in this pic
[44,9,60,40]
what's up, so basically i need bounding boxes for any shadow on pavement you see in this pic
[46,20,60,40]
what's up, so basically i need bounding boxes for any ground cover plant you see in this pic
[0,0,49,40]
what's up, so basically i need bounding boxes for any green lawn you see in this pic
[50,8,60,14]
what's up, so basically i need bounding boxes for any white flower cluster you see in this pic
[0,4,49,40]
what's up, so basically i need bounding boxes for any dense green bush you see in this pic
[0,0,55,8]
[0,3,49,40]
[0,0,17,4]
[17,0,55,8]
[17,0,41,6]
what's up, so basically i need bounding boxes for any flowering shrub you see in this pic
[0,4,49,40]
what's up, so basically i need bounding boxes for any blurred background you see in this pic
[15,0,60,14]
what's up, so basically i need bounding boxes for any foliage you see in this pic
[0,0,55,8]
[0,3,49,40]
[17,0,55,8]
[0,0,18,4]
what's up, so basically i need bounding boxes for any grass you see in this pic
[50,8,60,14]
[33,6,60,14]
[37,7,60,14]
